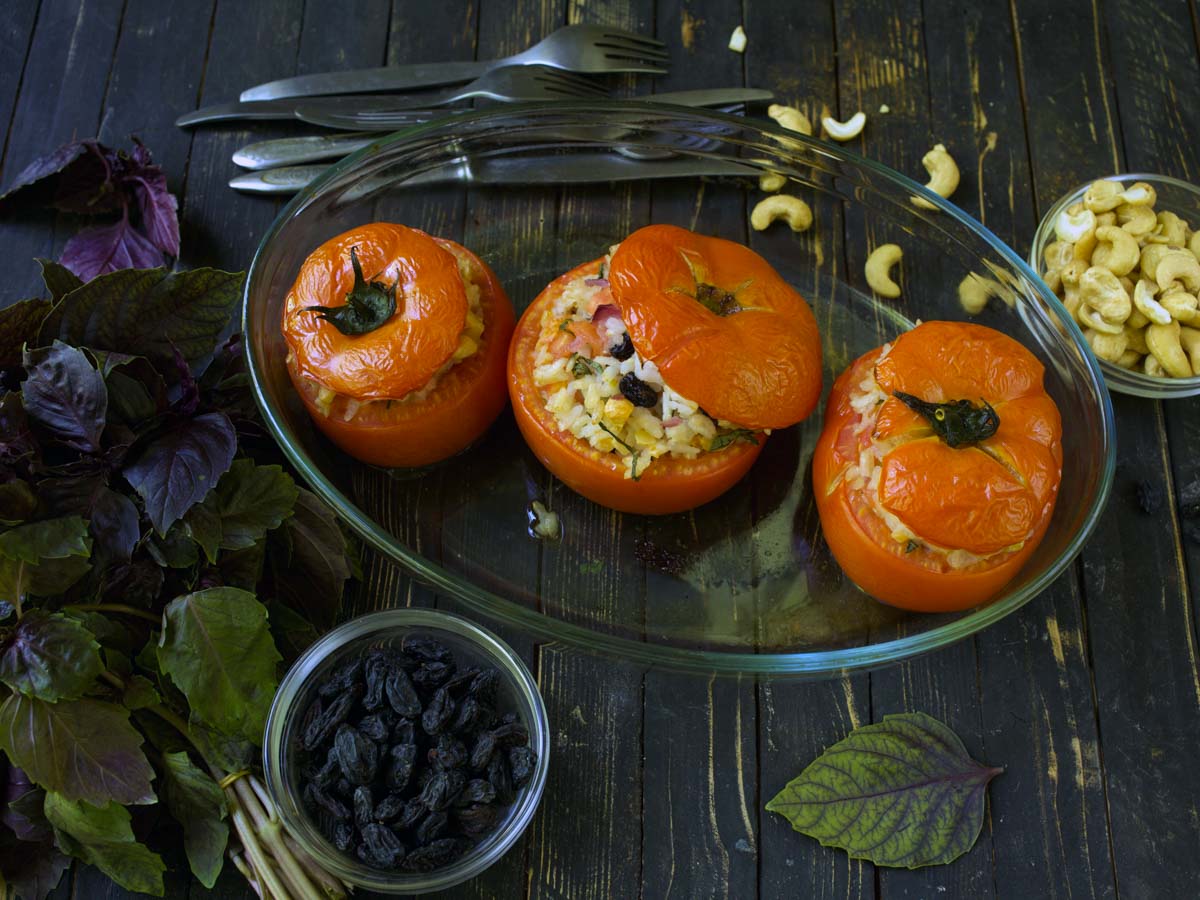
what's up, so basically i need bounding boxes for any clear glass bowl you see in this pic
[262,609,549,894]
[1029,172,1200,399]
[244,102,1117,677]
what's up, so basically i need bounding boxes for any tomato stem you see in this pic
[893,392,1000,448]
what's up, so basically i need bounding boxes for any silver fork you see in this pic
[239,24,669,102]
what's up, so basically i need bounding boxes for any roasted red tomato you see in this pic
[282,223,514,467]
[508,225,823,515]
[813,320,1064,612]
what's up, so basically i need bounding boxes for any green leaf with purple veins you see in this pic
[0,609,103,701]
[765,712,1001,868]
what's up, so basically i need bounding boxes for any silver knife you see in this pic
[231,89,774,169]
[228,153,759,195]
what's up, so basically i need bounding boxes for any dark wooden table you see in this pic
[4,0,1200,897]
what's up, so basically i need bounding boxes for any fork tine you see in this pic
[594,43,671,63]
[601,52,672,67]
[537,79,609,98]
[598,61,670,75]
[535,69,609,91]
[600,31,668,50]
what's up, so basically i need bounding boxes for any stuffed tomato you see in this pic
[282,222,514,467]
[813,320,1064,612]
[508,224,823,515]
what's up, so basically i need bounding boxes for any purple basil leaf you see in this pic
[0,828,70,900]
[39,476,140,564]
[20,341,107,452]
[0,395,37,467]
[3,788,50,843]
[128,170,179,257]
[0,140,110,215]
[0,299,53,368]
[122,410,236,534]
[0,610,103,702]
[60,215,165,282]
[99,560,164,608]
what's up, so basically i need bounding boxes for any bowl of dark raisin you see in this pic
[263,609,548,893]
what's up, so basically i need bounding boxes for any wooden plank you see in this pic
[921,2,1117,898]
[0,0,40,175]
[1012,0,1200,896]
[1,0,124,302]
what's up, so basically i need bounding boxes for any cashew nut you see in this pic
[1055,207,1096,243]
[768,104,814,136]
[1140,243,1175,281]
[1117,203,1157,237]
[1079,266,1131,322]
[750,195,813,232]
[822,111,867,141]
[958,273,1004,314]
[911,144,960,210]
[1114,349,1142,369]
[1127,308,1150,329]
[1096,211,1118,228]
[1161,289,1199,325]
[1119,182,1157,207]
[1085,328,1128,362]
[1043,268,1063,293]
[759,171,787,192]
[1078,304,1125,335]
[1084,179,1124,213]
[1063,286,1083,322]
[1145,353,1166,377]
[1132,278,1172,325]
[1091,225,1140,276]
[1124,325,1149,354]
[1155,249,1200,293]
[1189,230,1200,262]
[1180,326,1200,375]
[1147,319,1194,378]
[864,244,902,298]
[728,25,747,52]
[1044,240,1075,271]
[1157,211,1189,246]
[1060,258,1090,287]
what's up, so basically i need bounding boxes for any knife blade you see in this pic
[241,60,489,103]
[228,153,759,195]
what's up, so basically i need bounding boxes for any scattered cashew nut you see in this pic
[958,273,1005,315]
[1079,266,1131,322]
[750,195,813,232]
[759,172,787,192]
[1133,279,1172,325]
[728,25,747,53]
[822,111,867,141]
[912,144,960,210]
[864,244,903,298]
[1147,319,1194,378]
[1091,225,1140,276]
[767,104,814,136]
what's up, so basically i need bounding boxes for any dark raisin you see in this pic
[456,803,500,836]
[387,743,418,792]
[334,725,379,785]
[307,785,350,820]
[428,735,467,771]
[360,823,405,869]
[490,722,529,746]
[501,712,519,725]
[412,661,452,689]
[488,754,514,805]
[402,636,452,664]
[301,685,362,750]
[308,747,340,789]
[374,793,406,823]
[332,777,354,799]
[468,669,499,704]
[444,667,480,694]
[619,372,658,408]
[317,657,363,697]
[396,798,426,830]
[357,712,394,743]
[385,667,422,717]
[300,697,324,736]
[403,838,467,872]
[609,332,634,361]
[353,785,374,827]
[509,746,536,788]
[456,778,497,807]
[415,810,449,844]
[362,655,388,711]
[332,820,355,852]
[393,718,417,745]
[450,697,490,735]
[470,732,498,771]
[421,686,455,735]
[419,770,465,811]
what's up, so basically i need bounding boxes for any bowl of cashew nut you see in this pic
[1030,173,1200,398]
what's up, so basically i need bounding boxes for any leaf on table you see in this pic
[0,516,92,603]
[186,459,298,562]
[36,258,83,303]
[160,751,227,889]
[0,480,37,526]
[123,410,236,534]
[0,299,52,368]
[42,793,165,896]
[0,694,156,807]
[126,163,179,257]
[20,341,107,452]
[271,488,352,630]
[37,266,243,370]
[0,140,119,215]
[157,587,281,746]
[765,712,1002,868]
[0,609,103,701]
[60,214,166,281]
[0,826,71,900]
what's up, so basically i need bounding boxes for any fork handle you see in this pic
[239,60,493,102]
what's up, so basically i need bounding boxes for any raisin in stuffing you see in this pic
[610,332,634,360]
[619,372,658,408]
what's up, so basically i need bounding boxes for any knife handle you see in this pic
[239,60,492,102]
[232,133,377,170]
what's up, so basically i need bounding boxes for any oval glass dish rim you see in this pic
[262,608,550,893]
[1028,171,1200,398]
[243,100,1118,677]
